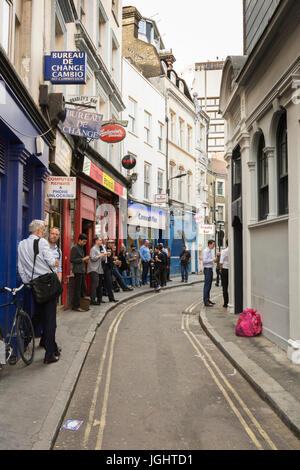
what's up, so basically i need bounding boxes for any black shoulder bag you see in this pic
[29,239,63,304]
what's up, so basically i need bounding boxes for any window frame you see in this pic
[0,0,12,55]
[144,162,151,200]
[257,134,269,221]
[144,110,151,145]
[277,112,288,215]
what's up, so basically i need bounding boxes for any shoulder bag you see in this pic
[29,239,63,304]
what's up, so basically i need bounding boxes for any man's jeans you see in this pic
[181,263,189,281]
[141,261,149,284]
[112,267,128,290]
[203,267,213,303]
[130,265,140,287]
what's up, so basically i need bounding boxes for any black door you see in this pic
[233,216,243,314]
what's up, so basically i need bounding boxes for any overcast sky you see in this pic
[123,0,244,72]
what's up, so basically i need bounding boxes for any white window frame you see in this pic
[216,178,225,197]
[128,97,137,134]
[144,162,151,200]
[216,203,225,223]
[157,170,164,195]
[144,110,151,145]
[158,122,164,151]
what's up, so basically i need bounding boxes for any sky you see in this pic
[123,0,244,72]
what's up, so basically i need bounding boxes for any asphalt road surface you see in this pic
[54,285,300,450]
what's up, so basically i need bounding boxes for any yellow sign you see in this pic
[103,172,114,192]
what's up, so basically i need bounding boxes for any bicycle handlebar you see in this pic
[0,284,25,294]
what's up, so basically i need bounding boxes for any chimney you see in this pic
[122,6,142,39]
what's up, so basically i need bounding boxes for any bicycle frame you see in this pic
[0,287,24,361]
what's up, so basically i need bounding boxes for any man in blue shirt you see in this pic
[139,240,151,285]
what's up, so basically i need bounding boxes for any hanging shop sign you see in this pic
[44,51,87,84]
[154,194,168,204]
[198,224,215,235]
[122,155,136,170]
[67,95,99,112]
[99,124,126,143]
[45,177,76,199]
[82,156,127,199]
[59,108,103,139]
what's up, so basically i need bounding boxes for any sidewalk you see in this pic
[199,285,300,439]
[0,273,203,450]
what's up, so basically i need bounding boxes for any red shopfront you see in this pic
[62,159,128,308]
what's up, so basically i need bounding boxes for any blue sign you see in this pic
[44,51,86,84]
[59,107,103,139]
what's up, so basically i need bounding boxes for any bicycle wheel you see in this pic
[16,310,35,365]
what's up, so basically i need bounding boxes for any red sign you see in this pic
[100,124,126,143]
[122,155,136,170]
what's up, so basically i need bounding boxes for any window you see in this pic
[178,168,185,201]
[0,0,11,54]
[158,122,164,151]
[111,33,119,82]
[128,98,136,134]
[169,163,176,199]
[217,204,225,222]
[232,146,241,201]
[157,170,164,195]
[170,71,177,85]
[112,0,119,18]
[187,173,192,203]
[79,0,86,26]
[258,134,269,220]
[170,110,176,142]
[179,81,185,93]
[187,125,192,153]
[144,111,151,144]
[179,119,184,148]
[216,180,225,197]
[138,20,146,35]
[144,163,151,200]
[277,112,288,215]
[98,5,107,55]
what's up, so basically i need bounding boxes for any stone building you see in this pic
[219,0,300,354]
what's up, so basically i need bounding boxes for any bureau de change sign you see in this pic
[59,107,103,139]
[44,51,87,84]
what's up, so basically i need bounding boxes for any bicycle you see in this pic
[0,284,35,368]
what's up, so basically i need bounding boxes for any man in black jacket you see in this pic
[102,239,118,302]
[70,234,89,311]
[180,245,191,283]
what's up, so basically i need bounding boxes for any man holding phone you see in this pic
[102,238,118,303]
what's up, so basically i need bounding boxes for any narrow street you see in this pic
[54,285,300,451]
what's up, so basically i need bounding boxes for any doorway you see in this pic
[233,216,243,314]
[82,219,94,294]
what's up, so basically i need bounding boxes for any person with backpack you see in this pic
[179,245,191,283]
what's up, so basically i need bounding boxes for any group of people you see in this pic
[70,235,134,311]
[202,239,229,308]
[139,240,172,292]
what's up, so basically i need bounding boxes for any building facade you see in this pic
[122,5,209,275]
[220,0,300,353]
[0,0,129,320]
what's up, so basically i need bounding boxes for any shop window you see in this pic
[277,112,288,215]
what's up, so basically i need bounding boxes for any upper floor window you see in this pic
[128,98,137,134]
[179,81,185,93]
[157,170,164,195]
[258,134,269,221]
[187,125,192,153]
[179,119,185,148]
[170,71,177,85]
[144,111,151,144]
[187,173,192,203]
[144,163,151,200]
[232,145,241,202]
[170,110,176,142]
[216,180,225,197]
[0,0,11,54]
[277,112,288,215]
[158,122,164,151]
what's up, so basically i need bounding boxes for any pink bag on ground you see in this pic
[235,308,262,337]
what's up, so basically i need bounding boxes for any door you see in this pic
[233,216,243,314]
[82,219,94,294]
